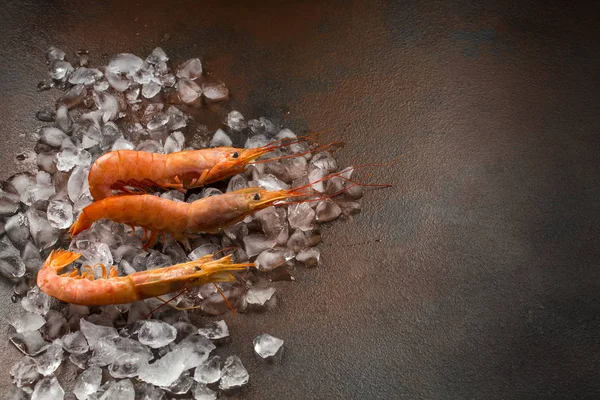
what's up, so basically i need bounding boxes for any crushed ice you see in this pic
[4,45,362,398]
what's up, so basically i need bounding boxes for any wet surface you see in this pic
[1,0,600,398]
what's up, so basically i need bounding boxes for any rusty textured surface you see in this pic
[1,0,600,399]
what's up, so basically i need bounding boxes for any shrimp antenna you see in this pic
[211,246,239,258]
[213,283,237,316]
[262,128,333,149]
[251,141,344,164]
[276,160,396,205]
[143,289,192,319]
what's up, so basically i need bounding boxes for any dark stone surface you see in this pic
[1,0,599,399]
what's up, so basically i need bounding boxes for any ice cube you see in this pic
[161,370,194,395]
[86,337,117,367]
[243,234,277,258]
[201,288,242,316]
[246,286,276,306]
[68,67,103,85]
[166,106,188,130]
[219,356,249,390]
[164,132,184,153]
[36,152,57,174]
[296,247,320,267]
[10,356,39,387]
[39,127,67,148]
[46,200,73,229]
[146,251,172,270]
[80,319,118,349]
[226,110,247,131]
[193,383,217,400]
[111,138,135,151]
[0,193,20,217]
[49,60,73,80]
[310,151,338,172]
[142,81,161,99]
[68,165,91,202]
[248,117,278,136]
[0,243,26,279]
[31,376,64,400]
[55,105,70,132]
[315,200,342,222]
[147,47,169,64]
[8,312,45,333]
[138,348,187,387]
[308,168,327,193]
[136,140,163,153]
[257,174,290,191]
[35,343,63,376]
[197,320,229,340]
[255,248,294,271]
[10,330,50,356]
[194,355,221,384]
[133,383,165,400]
[72,241,113,278]
[58,84,87,109]
[26,209,59,250]
[108,53,144,76]
[4,213,31,249]
[41,309,69,341]
[99,379,134,400]
[138,320,177,348]
[188,244,221,261]
[177,78,202,103]
[20,182,55,206]
[73,366,102,400]
[8,173,34,194]
[255,206,288,244]
[202,81,228,101]
[253,333,284,359]
[60,331,89,354]
[226,174,248,193]
[244,134,270,149]
[147,112,169,131]
[179,334,216,369]
[45,46,65,62]
[209,129,232,147]
[94,92,120,122]
[288,203,315,232]
[176,58,203,79]
[56,148,91,172]
[69,353,90,369]
[94,79,110,92]
[21,287,51,315]
[161,73,177,87]
[106,69,130,92]
[275,128,297,140]
[108,352,147,379]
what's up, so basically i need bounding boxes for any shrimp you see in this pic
[88,132,337,200]
[37,249,254,306]
[70,168,386,250]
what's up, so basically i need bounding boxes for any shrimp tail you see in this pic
[44,250,82,272]
[69,212,94,237]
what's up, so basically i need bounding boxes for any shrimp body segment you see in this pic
[89,146,276,200]
[37,249,253,306]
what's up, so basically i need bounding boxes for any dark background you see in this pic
[1,0,599,399]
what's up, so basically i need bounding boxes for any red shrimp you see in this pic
[88,132,337,200]
[37,249,253,306]
[70,168,390,250]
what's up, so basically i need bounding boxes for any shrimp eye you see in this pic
[253,193,261,201]
[232,152,239,159]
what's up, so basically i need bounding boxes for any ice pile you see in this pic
[4,45,364,398]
